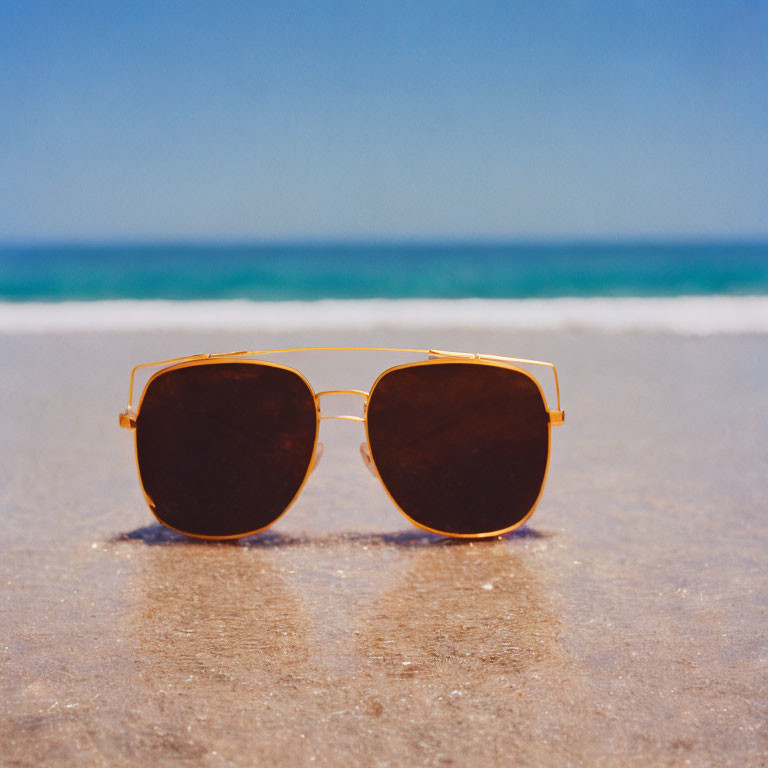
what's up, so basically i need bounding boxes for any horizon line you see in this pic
[2,235,768,249]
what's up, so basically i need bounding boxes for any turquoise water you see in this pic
[1,242,767,301]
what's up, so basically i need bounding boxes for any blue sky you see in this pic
[1,0,766,241]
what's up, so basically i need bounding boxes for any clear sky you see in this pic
[1,0,767,241]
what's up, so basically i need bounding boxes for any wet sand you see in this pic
[1,329,766,767]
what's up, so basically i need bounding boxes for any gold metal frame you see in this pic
[120,347,564,540]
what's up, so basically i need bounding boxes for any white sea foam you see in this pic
[0,296,767,335]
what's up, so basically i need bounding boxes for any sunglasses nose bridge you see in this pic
[315,389,369,422]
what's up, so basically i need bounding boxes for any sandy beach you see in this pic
[1,326,766,767]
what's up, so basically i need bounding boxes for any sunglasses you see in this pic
[119,347,564,539]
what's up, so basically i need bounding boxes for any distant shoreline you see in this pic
[1,296,767,335]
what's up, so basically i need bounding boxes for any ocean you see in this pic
[2,242,767,333]
[2,242,768,301]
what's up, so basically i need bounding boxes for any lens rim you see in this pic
[133,358,320,540]
[364,359,553,539]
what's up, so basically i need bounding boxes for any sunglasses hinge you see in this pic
[119,409,137,429]
[549,410,565,426]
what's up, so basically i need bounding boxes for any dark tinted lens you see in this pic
[136,362,317,537]
[367,362,549,535]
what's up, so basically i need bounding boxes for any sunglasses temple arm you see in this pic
[430,349,564,422]
[549,364,564,424]
[120,354,215,427]
[486,355,564,421]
